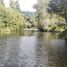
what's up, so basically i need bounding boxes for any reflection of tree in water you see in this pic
[65,39,67,45]
[35,32,51,67]
[48,39,67,67]
[36,32,67,67]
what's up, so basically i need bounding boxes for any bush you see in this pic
[0,4,25,33]
[59,29,67,39]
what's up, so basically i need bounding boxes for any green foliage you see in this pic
[59,28,67,39]
[34,0,50,30]
[48,0,67,23]
[34,0,67,32]
[0,4,25,33]
[25,16,37,28]
[22,11,36,17]
[49,14,65,26]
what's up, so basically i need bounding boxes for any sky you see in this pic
[4,0,38,12]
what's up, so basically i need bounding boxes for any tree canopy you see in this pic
[0,4,25,33]
[48,0,67,23]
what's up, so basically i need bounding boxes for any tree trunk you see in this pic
[65,18,67,24]
[64,8,67,24]
[65,12,67,24]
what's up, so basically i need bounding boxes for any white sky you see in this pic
[4,0,37,12]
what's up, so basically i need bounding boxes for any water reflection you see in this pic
[0,32,67,67]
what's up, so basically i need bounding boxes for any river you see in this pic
[0,31,67,67]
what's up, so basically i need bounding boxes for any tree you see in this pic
[48,0,67,24]
[0,4,25,33]
[34,0,50,31]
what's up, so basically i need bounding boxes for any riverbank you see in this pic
[59,29,67,39]
[0,27,67,39]
[24,28,38,31]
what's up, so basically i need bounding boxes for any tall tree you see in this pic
[34,0,50,31]
[48,0,67,24]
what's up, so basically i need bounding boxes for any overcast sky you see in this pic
[4,0,37,12]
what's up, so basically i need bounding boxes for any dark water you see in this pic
[0,31,67,67]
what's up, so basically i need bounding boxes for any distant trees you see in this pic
[25,16,37,28]
[0,0,21,12]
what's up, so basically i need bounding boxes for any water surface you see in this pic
[0,31,67,67]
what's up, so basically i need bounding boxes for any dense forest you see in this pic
[0,0,67,38]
